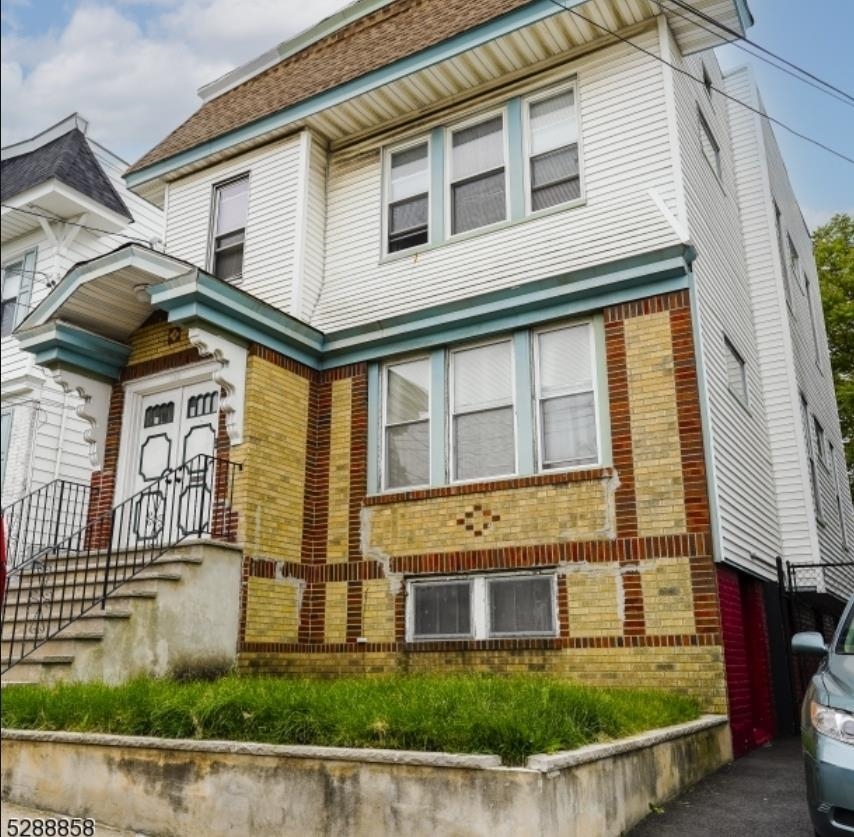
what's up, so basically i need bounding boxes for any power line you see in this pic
[652,0,854,109]
[664,0,854,104]
[1,204,155,245]
[546,0,854,166]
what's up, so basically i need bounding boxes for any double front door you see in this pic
[127,381,220,544]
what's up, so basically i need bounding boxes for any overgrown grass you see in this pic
[0,675,699,765]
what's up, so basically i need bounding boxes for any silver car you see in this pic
[792,595,854,837]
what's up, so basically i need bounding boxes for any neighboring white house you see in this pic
[1,114,163,506]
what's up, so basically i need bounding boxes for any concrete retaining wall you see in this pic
[1,717,730,836]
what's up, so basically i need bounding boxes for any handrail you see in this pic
[1,454,241,672]
[2,478,91,571]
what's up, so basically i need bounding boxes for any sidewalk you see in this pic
[628,735,812,836]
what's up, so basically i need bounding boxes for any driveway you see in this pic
[628,735,813,836]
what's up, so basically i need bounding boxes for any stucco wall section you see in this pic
[232,355,309,563]
[327,379,353,564]
[624,311,687,536]
[244,577,300,644]
[364,478,614,557]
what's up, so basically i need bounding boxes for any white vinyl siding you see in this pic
[165,136,302,313]
[450,340,515,482]
[407,573,557,641]
[317,32,680,332]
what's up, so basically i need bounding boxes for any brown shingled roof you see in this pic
[128,0,534,176]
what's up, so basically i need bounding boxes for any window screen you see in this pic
[388,143,429,252]
[451,116,506,234]
[528,90,580,211]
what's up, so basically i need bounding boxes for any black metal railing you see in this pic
[2,478,91,570]
[786,560,854,603]
[1,454,241,673]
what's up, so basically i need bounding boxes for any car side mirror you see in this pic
[792,631,827,656]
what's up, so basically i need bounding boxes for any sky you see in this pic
[1,0,852,230]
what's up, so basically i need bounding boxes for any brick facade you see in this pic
[91,291,728,712]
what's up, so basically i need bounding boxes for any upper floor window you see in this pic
[698,111,721,179]
[787,235,800,289]
[451,339,515,481]
[773,201,791,305]
[805,275,822,364]
[211,176,249,281]
[724,337,747,406]
[449,114,506,235]
[525,86,580,213]
[386,141,429,253]
[1,250,37,337]
[800,394,822,520]
[829,442,849,549]
[813,417,826,464]
[383,357,430,489]
[702,64,713,99]
[535,322,597,468]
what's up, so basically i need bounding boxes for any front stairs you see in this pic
[1,542,243,685]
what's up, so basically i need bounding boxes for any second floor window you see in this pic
[1,250,36,338]
[386,142,429,253]
[526,87,580,212]
[698,111,721,179]
[450,114,506,235]
[211,176,249,281]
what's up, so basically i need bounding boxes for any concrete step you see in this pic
[6,570,183,597]
[2,654,75,684]
[7,553,203,587]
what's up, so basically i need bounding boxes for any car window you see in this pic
[837,605,854,654]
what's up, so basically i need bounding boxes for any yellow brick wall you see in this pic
[641,557,696,636]
[232,355,309,563]
[361,580,396,643]
[238,645,727,713]
[243,577,300,644]
[325,581,349,643]
[327,379,352,563]
[624,312,687,536]
[127,320,192,364]
[566,568,623,638]
[364,477,614,557]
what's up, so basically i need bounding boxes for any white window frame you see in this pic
[813,416,826,466]
[724,336,748,408]
[698,109,721,179]
[445,108,510,239]
[801,394,823,521]
[380,354,431,491]
[1,248,38,336]
[406,572,558,642]
[207,173,250,282]
[448,336,517,484]
[786,236,801,295]
[382,135,431,258]
[829,442,849,550]
[773,201,792,306]
[522,80,584,216]
[532,319,601,472]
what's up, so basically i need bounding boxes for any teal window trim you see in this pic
[429,127,445,244]
[429,348,446,485]
[368,314,609,496]
[512,330,535,475]
[506,97,526,223]
[366,362,380,494]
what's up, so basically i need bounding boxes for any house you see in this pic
[3,0,852,758]
[1,115,163,552]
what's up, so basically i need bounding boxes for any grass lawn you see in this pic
[0,674,699,765]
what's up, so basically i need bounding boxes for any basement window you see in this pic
[407,573,557,641]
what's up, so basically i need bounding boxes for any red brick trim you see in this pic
[248,344,314,380]
[621,565,646,637]
[300,375,331,565]
[364,467,615,506]
[669,305,711,533]
[604,290,690,322]
[346,579,363,643]
[298,582,326,644]
[604,317,637,537]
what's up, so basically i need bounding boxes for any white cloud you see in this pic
[1,0,350,163]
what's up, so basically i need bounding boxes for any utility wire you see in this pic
[546,0,854,166]
[1,204,155,245]
[652,0,854,109]
[664,0,854,104]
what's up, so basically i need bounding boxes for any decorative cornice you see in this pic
[187,327,248,445]
[49,369,112,468]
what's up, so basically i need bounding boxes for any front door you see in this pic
[129,381,220,544]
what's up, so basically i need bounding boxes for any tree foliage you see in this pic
[813,213,854,489]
